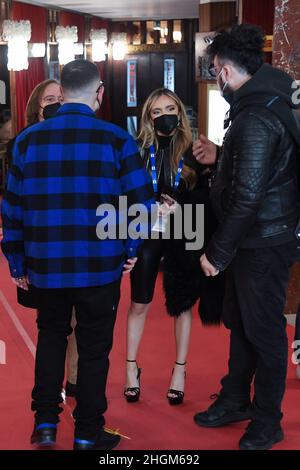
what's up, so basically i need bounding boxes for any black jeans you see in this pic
[220,241,298,425]
[31,281,120,440]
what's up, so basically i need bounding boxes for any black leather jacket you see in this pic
[206,65,300,272]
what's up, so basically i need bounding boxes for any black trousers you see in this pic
[31,281,120,440]
[220,241,298,425]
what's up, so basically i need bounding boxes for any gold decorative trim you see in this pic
[128,43,185,54]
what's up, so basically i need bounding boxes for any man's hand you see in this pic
[200,254,219,277]
[193,134,217,165]
[12,276,29,290]
[123,257,138,274]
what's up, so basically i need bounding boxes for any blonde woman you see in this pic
[124,88,216,404]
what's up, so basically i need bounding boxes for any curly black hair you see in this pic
[207,24,265,75]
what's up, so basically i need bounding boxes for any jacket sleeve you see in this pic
[119,135,155,258]
[205,113,280,271]
[1,135,26,277]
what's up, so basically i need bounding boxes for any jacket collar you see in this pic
[57,103,96,116]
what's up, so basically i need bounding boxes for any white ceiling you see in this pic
[18,0,202,20]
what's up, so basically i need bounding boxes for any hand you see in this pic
[193,134,217,165]
[160,194,179,214]
[123,257,138,274]
[12,276,30,290]
[200,254,219,277]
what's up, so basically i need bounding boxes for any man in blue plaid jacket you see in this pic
[1,59,153,450]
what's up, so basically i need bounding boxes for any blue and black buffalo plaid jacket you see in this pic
[1,103,154,288]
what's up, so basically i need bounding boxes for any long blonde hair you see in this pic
[25,79,60,126]
[138,88,196,189]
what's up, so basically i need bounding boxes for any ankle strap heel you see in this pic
[124,359,141,403]
[167,362,187,405]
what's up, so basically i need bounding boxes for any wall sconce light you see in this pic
[161,27,168,38]
[90,29,108,62]
[2,20,31,71]
[28,43,46,58]
[74,43,84,56]
[172,31,182,43]
[55,25,78,65]
[111,32,128,61]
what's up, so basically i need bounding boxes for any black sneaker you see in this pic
[194,394,252,428]
[74,429,121,450]
[31,423,57,447]
[65,381,77,397]
[239,421,284,450]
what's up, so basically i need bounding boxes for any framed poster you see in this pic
[195,32,215,81]
[127,60,137,108]
[164,59,175,92]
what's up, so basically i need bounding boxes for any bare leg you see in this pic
[125,301,151,395]
[168,309,192,397]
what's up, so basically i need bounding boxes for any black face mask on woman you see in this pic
[154,114,179,135]
[42,102,61,120]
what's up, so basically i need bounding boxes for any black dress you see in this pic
[130,135,224,323]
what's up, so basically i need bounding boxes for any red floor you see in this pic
[0,251,300,450]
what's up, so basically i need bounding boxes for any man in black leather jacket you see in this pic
[193,24,300,450]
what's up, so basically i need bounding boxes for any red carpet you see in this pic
[0,251,300,450]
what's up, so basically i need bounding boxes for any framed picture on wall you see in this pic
[195,32,215,81]
[127,60,137,108]
[0,80,5,105]
[164,59,175,92]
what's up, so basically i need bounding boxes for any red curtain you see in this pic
[59,11,85,43]
[11,2,47,132]
[242,0,275,35]
[91,18,109,30]
[11,1,47,42]
[15,58,46,132]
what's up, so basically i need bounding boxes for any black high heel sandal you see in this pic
[124,359,141,403]
[167,361,186,405]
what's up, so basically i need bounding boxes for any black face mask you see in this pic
[154,114,179,135]
[42,102,61,120]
